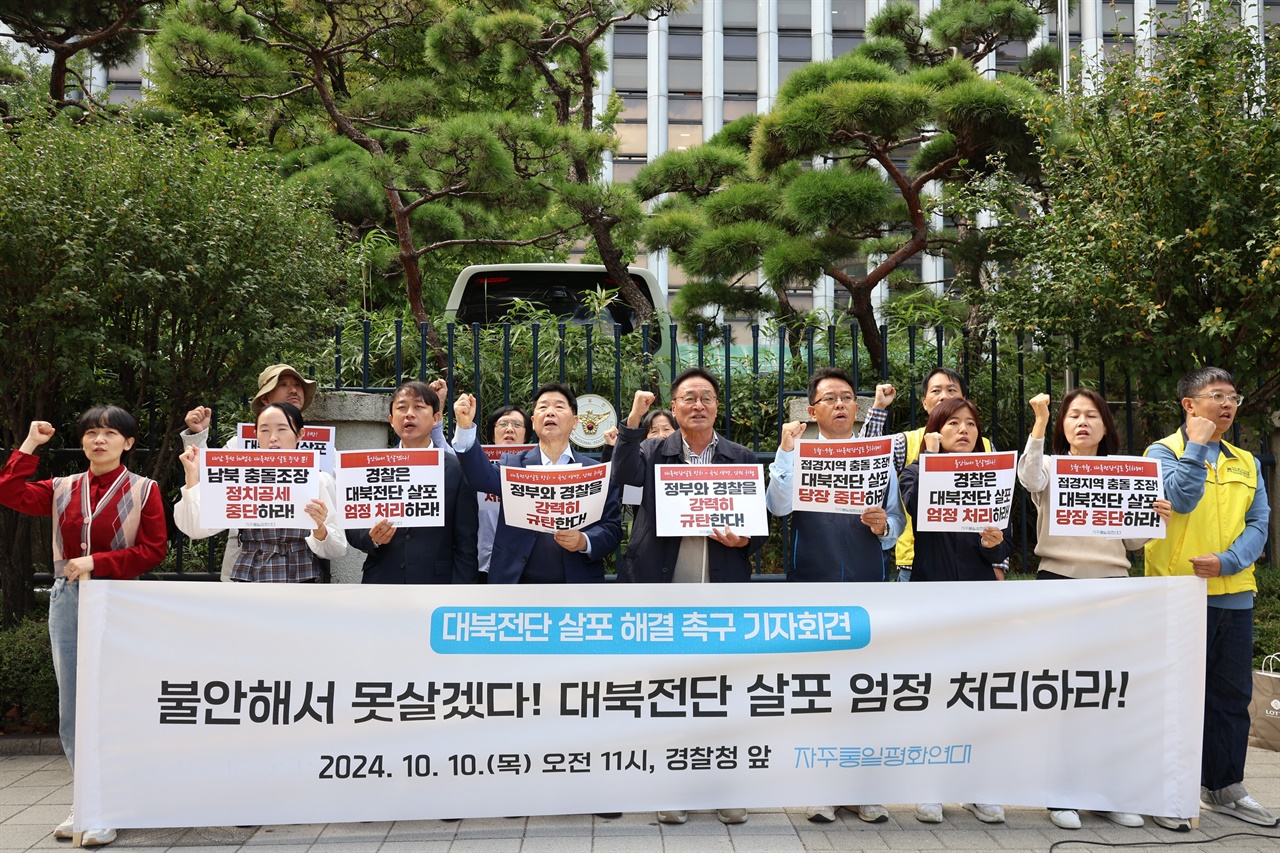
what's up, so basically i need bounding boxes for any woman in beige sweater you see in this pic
[1018,389,1171,831]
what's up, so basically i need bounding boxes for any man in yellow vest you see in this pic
[1145,367,1276,830]
[859,367,1000,582]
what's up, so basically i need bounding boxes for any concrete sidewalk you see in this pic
[1,743,1278,853]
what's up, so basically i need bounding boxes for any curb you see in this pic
[0,735,62,756]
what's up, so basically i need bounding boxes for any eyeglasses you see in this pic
[677,394,717,407]
[816,394,856,407]
[495,419,524,429]
[1188,392,1244,407]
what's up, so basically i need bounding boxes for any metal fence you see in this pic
[26,318,1274,582]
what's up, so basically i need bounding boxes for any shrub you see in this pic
[0,617,58,732]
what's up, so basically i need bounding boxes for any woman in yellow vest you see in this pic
[1018,389,1171,831]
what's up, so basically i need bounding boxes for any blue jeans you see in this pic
[1202,605,1253,796]
[48,578,78,769]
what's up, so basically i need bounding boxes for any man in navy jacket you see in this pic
[350,381,480,584]
[452,382,621,584]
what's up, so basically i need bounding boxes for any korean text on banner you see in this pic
[1048,456,1166,539]
[197,449,318,530]
[238,423,336,476]
[73,579,1205,830]
[792,438,894,515]
[655,464,768,537]
[500,463,611,533]
[336,449,446,529]
[915,451,1017,533]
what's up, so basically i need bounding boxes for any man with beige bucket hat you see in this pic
[181,364,319,581]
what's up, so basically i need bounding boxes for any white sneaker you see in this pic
[54,812,74,839]
[656,811,688,824]
[855,804,888,823]
[1152,815,1191,832]
[1202,793,1279,827]
[915,803,943,823]
[717,808,747,824]
[1096,811,1144,828]
[1049,809,1080,829]
[80,828,117,847]
[964,802,1005,823]
[805,806,836,823]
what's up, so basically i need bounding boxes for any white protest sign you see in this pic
[74,578,1206,829]
[335,449,446,530]
[915,451,1017,533]
[500,463,611,533]
[238,423,335,475]
[792,438,894,515]
[1048,456,1166,539]
[198,449,319,530]
[655,464,767,537]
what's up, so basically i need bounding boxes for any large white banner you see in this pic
[75,579,1205,830]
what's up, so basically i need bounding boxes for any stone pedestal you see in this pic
[308,392,391,583]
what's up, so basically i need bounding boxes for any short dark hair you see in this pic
[922,366,968,399]
[807,367,855,404]
[389,381,440,415]
[532,382,577,415]
[257,401,304,436]
[1052,388,1119,456]
[670,367,720,399]
[1177,367,1235,401]
[485,405,531,442]
[923,397,985,452]
[77,406,140,462]
[641,409,677,435]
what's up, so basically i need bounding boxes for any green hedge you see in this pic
[0,617,58,732]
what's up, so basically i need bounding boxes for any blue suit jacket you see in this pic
[456,441,622,584]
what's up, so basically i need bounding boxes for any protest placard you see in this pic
[336,449,446,530]
[915,451,1017,533]
[500,463,611,533]
[655,464,767,537]
[1048,456,1166,539]
[238,423,335,475]
[792,438,894,515]
[198,449,319,530]
[476,445,538,516]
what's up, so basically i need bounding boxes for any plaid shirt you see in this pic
[232,528,319,583]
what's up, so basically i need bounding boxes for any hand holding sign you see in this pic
[709,527,749,548]
[979,526,1004,549]
[63,555,94,581]
[553,529,588,553]
[627,390,655,428]
[861,506,888,536]
[305,499,329,540]
[185,406,212,434]
[778,421,806,453]
[368,519,396,546]
[1154,498,1172,522]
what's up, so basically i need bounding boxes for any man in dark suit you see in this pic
[351,381,480,584]
[452,382,621,584]
[611,367,768,584]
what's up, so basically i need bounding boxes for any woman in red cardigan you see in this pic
[0,407,167,847]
